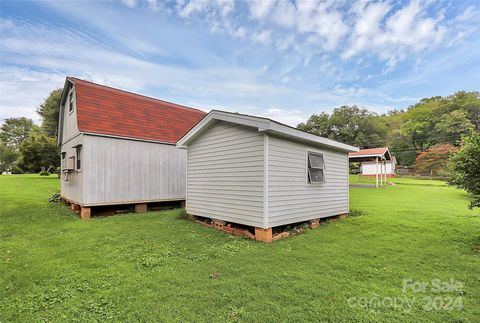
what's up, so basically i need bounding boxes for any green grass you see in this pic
[349,174,446,185]
[1,175,479,321]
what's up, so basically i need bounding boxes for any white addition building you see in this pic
[177,110,358,242]
[349,147,395,188]
[360,157,396,177]
[57,77,206,218]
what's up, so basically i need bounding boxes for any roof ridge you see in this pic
[67,76,206,114]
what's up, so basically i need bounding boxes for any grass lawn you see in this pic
[1,175,479,321]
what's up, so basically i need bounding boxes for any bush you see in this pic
[11,165,24,174]
[448,131,480,209]
[39,170,50,176]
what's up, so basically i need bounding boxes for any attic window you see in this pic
[307,152,325,184]
[69,92,74,112]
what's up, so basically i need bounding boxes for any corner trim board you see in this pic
[263,133,269,229]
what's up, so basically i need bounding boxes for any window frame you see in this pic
[307,151,325,184]
[68,90,74,114]
[75,145,82,170]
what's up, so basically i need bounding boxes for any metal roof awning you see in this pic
[348,147,392,162]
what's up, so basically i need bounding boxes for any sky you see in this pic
[1,0,479,126]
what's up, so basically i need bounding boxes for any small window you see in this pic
[61,152,66,169]
[308,152,325,184]
[69,92,74,112]
[75,146,82,170]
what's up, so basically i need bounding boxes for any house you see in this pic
[360,156,396,177]
[177,110,358,242]
[349,147,394,188]
[57,77,206,218]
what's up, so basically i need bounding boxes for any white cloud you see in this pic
[121,0,137,8]
[232,26,247,39]
[2,1,479,127]
[342,0,451,68]
[271,1,296,28]
[146,0,162,12]
[252,29,272,44]
[118,0,480,74]
[175,0,234,18]
[0,66,65,123]
[343,1,390,58]
[454,5,479,22]
[249,0,276,19]
[176,0,208,17]
[260,108,306,126]
[276,34,296,51]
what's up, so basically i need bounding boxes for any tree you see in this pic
[298,106,387,148]
[435,110,475,144]
[415,144,457,176]
[19,129,59,172]
[448,132,480,209]
[0,143,18,173]
[0,117,36,150]
[399,98,441,151]
[36,88,63,137]
[442,91,480,131]
[297,112,332,137]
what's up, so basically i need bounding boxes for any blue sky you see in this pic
[1,0,479,125]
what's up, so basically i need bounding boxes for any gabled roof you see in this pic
[349,147,391,161]
[65,77,206,144]
[177,110,358,152]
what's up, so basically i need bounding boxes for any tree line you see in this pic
[0,89,62,174]
[297,91,479,171]
[0,88,478,208]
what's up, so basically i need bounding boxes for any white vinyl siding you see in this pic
[81,135,186,206]
[186,121,264,227]
[267,135,349,227]
[361,162,395,175]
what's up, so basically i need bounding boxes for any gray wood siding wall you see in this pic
[186,121,264,227]
[60,134,84,204]
[82,135,186,206]
[266,135,349,227]
[61,87,80,142]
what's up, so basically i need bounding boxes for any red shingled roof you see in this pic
[349,147,389,157]
[68,77,207,143]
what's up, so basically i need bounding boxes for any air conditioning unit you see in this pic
[65,157,75,171]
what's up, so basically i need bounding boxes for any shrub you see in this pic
[448,132,480,209]
[11,165,24,174]
[39,170,50,176]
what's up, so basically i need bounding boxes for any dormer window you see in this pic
[69,92,74,112]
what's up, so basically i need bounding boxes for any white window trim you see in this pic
[68,90,74,115]
[306,150,326,185]
[75,145,82,171]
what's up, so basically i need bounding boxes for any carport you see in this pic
[349,147,392,188]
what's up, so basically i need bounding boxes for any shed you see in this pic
[57,77,206,217]
[349,147,393,188]
[177,110,358,241]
